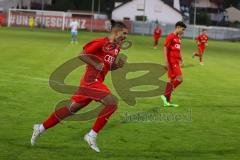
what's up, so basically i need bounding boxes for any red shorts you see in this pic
[168,63,182,79]
[154,35,161,39]
[198,45,205,53]
[71,80,110,104]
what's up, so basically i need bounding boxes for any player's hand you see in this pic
[117,58,126,68]
[164,62,169,70]
[95,63,104,71]
[116,53,127,68]
[180,60,184,68]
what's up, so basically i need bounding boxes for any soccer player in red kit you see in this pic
[192,29,208,65]
[161,21,186,107]
[153,24,162,49]
[30,20,128,152]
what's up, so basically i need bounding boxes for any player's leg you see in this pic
[193,44,204,58]
[153,37,159,49]
[31,96,91,146]
[71,32,74,44]
[72,32,76,44]
[42,101,90,129]
[162,64,183,107]
[161,64,174,106]
[92,94,118,133]
[84,93,118,152]
[162,76,183,107]
[199,47,205,65]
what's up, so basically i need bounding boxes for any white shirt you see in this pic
[70,21,79,32]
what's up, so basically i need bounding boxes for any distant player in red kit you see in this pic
[153,24,162,49]
[192,29,208,65]
[31,20,128,152]
[161,21,187,107]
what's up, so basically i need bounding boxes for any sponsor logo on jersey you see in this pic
[104,55,115,64]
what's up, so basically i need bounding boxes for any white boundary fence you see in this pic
[132,21,240,40]
[7,8,121,31]
[6,9,240,40]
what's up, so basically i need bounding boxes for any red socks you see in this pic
[164,82,173,102]
[92,105,117,133]
[43,106,73,129]
[42,104,118,133]
[154,39,159,47]
[164,79,182,102]
[199,56,202,62]
[172,79,181,88]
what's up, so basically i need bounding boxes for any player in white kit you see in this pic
[70,20,80,44]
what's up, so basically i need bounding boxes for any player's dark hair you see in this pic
[175,21,187,29]
[202,29,207,32]
[110,20,127,30]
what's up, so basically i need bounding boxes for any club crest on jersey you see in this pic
[114,49,119,55]
[104,55,115,64]
[175,44,181,49]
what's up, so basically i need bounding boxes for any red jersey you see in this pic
[164,33,181,63]
[153,27,162,38]
[82,37,120,84]
[196,34,208,46]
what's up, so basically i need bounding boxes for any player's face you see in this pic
[176,26,186,35]
[203,30,207,34]
[115,28,128,44]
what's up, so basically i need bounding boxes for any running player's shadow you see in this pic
[182,64,195,68]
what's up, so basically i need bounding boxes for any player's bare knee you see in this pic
[68,102,83,113]
[102,94,118,106]
[108,96,118,106]
[176,76,183,82]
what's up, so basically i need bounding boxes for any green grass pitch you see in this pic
[0,27,239,160]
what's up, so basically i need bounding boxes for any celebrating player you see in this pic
[31,20,128,152]
[153,24,162,49]
[70,20,80,44]
[192,29,208,65]
[161,21,187,107]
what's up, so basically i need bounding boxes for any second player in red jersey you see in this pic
[31,20,129,152]
[161,21,187,107]
[193,29,208,65]
[153,24,162,49]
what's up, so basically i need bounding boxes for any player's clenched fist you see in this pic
[111,53,127,70]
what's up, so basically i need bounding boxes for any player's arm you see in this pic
[78,41,105,71]
[153,28,156,35]
[196,36,200,45]
[163,35,172,69]
[78,51,104,71]
[163,46,168,69]
[180,50,184,67]
[206,36,209,46]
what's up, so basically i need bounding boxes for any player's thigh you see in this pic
[71,88,94,110]
[168,63,182,81]
[198,46,204,54]
[74,81,113,105]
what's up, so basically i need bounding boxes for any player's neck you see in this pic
[173,31,178,35]
[107,34,115,43]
